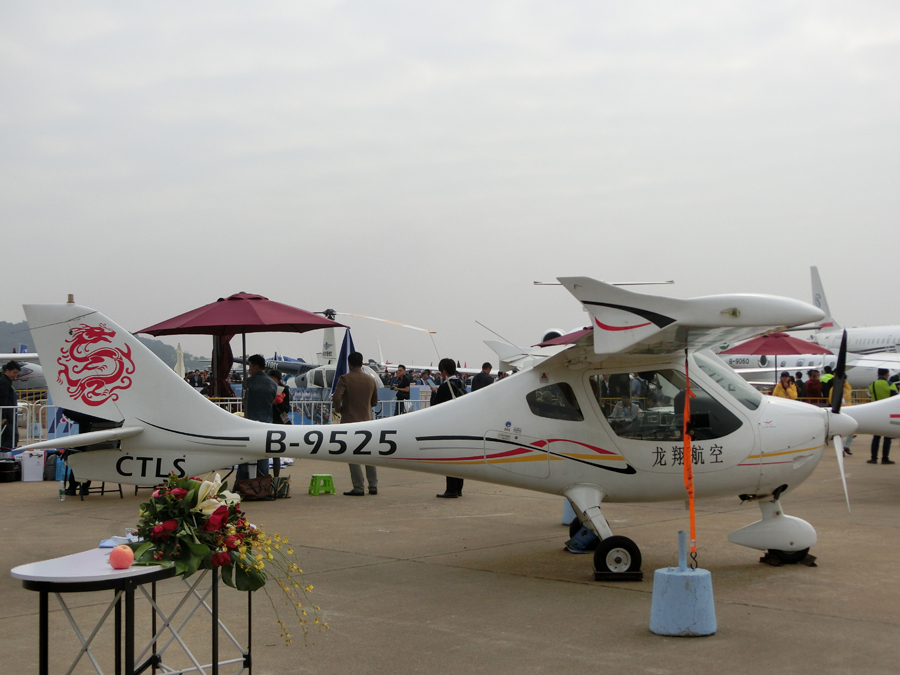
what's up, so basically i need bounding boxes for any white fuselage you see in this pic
[719,350,900,388]
[74,355,829,503]
[814,327,900,355]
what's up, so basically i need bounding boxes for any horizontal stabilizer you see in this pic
[844,397,900,439]
[558,277,825,358]
[484,340,563,372]
[16,426,144,452]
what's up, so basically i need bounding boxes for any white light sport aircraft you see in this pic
[17,280,900,576]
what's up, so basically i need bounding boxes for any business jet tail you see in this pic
[811,266,841,331]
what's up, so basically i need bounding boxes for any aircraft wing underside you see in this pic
[558,277,825,360]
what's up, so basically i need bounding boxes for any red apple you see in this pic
[109,544,135,569]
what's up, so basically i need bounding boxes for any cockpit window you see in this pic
[693,351,762,411]
[590,370,743,441]
[526,383,584,421]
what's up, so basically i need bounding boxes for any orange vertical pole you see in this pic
[683,352,697,554]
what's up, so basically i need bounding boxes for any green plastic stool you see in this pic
[308,474,336,496]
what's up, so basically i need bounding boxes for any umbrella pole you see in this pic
[242,333,248,409]
[212,337,218,398]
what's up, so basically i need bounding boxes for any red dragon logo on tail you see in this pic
[57,323,136,406]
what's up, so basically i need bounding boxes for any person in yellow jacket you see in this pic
[772,371,798,399]
[867,368,897,465]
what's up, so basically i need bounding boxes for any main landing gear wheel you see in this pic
[594,536,642,575]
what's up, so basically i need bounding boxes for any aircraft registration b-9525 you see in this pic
[18,279,900,577]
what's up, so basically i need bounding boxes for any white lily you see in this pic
[193,473,223,509]
[219,490,241,506]
[195,498,226,516]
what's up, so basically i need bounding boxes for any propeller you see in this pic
[316,309,436,334]
[828,330,852,512]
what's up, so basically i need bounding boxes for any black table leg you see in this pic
[212,569,218,675]
[39,591,48,675]
[115,590,122,675]
[152,581,157,675]
[125,583,135,675]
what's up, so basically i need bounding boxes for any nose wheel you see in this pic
[593,536,643,581]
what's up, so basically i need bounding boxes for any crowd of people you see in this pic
[770,367,847,404]
[378,363,505,391]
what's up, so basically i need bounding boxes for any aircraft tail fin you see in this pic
[24,303,239,432]
[811,266,840,331]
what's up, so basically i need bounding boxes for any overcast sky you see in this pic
[3,2,899,366]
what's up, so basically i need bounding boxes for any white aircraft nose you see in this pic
[828,410,858,439]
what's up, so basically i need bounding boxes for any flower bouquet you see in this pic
[131,473,324,643]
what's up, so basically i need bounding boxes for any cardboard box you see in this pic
[17,451,44,482]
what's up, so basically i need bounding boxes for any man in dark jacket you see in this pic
[433,358,467,498]
[332,352,380,495]
[237,354,277,480]
[471,362,494,391]
[0,361,21,454]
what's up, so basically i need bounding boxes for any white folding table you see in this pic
[12,548,251,675]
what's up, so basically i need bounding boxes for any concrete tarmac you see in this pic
[2,437,899,674]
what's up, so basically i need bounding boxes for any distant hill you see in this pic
[0,320,208,370]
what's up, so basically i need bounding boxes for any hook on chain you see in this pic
[690,551,698,570]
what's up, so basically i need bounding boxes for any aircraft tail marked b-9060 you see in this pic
[18,279,899,575]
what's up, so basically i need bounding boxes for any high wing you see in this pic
[0,353,40,361]
[558,276,824,360]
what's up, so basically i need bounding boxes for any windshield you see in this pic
[589,369,743,441]
[694,351,762,411]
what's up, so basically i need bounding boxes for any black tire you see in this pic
[594,536,642,573]
[768,548,810,565]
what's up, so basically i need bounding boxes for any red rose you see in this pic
[223,535,241,550]
[201,505,229,532]
[211,551,231,567]
[163,519,178,532]
[150,524,169,542]
[169,488,188,500]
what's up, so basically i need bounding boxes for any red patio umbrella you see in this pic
[139,293,345,397]
[719,332,832,388]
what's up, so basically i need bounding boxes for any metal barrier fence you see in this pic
[289,399,429,425]
[208,397,243,414]
[1,404,43,448]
